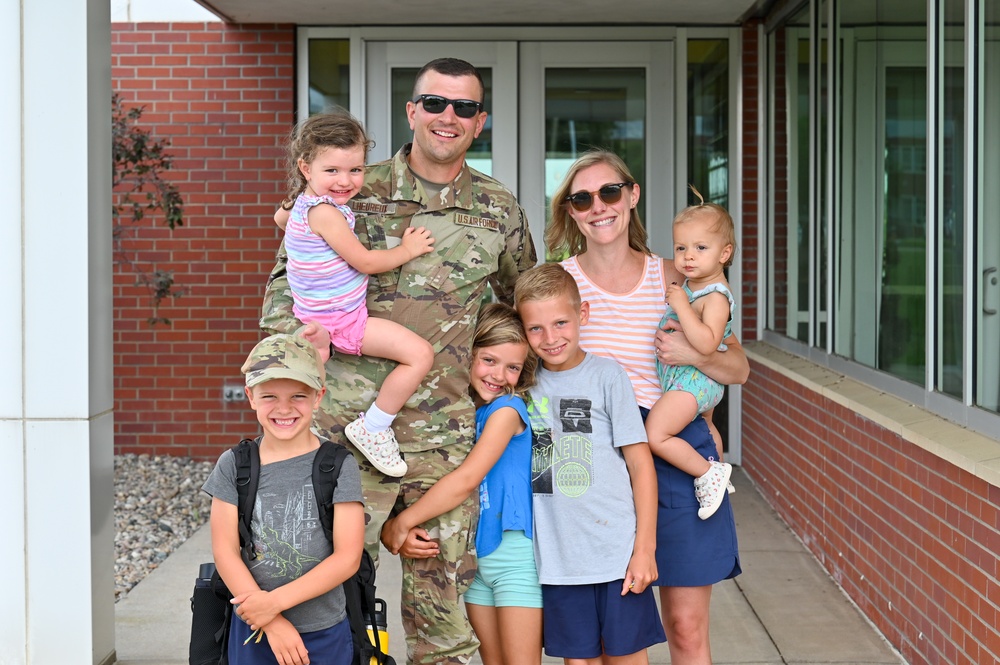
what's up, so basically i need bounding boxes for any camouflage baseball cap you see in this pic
[241,334,325,390]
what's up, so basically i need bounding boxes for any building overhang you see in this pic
[193,0,769,26]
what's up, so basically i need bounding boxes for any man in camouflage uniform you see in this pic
[261,58,536,665]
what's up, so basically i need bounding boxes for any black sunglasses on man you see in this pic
[412,94,483,119]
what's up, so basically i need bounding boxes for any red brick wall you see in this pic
[112,22,295,458]
[739,21,761,341]
[742,363,1000,665]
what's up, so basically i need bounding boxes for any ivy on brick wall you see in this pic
[112,93,185,325]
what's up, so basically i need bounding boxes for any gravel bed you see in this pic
[114,453,214,601]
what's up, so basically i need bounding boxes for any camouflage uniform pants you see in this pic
[352,441,479,665]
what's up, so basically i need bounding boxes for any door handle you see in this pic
[986,267,998,315]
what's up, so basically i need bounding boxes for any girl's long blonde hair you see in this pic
[472,303,537,401]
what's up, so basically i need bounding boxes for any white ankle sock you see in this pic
[364,403,396,433]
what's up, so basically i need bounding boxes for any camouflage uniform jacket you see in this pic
[261,144,537,454]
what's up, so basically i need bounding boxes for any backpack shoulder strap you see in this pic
[312,439,349,543]
[233,437,261,562]
[344,548,388,664]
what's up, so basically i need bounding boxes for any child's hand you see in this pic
[298,322,332,363]
[621,550,657,596]
[401,226,435,260]
[260,615,310,665]
[655,321,702,368]
[380,517,408,554]
[665,282,691,313]
[274,204,292,230]
[397,527,440,559]
[232,590,281,632]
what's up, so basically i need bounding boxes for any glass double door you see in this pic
[364,41,676,258]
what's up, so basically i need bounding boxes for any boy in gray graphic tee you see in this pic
[514,263,666,660]
[202,332,364,665]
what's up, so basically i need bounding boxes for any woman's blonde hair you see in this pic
[546,150,650,258]
[472,303,537,400]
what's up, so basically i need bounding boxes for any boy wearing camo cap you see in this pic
[202,333,365,665]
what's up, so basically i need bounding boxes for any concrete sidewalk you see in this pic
[114,468,905,664]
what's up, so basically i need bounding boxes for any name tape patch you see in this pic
[349,201,397,215]
[455,214,499,230]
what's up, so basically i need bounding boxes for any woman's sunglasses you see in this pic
[412,94,484,119]
[563,182,634,212]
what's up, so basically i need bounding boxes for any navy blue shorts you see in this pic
[228,614,352,665]
[541,581,666,658]
[640,410,741,587]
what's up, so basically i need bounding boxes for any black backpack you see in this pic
[189,437,394,665]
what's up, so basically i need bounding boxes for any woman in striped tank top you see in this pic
[550,150,748,665]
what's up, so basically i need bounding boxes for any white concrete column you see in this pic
[0,0,115,663]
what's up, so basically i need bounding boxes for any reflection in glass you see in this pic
[308,40,350,115]
[835,0,883,363]
[688,39,731,446]
[688,40,729,207]
[833,1,928,385]
[979,1,1000,412]
[769,4,810,341]
[937,14,964,399]
[390,68,494,175]
[769,0,1000,420]
[817,0,829,348]
[794,34,810,344]
[544,67,646,261]
[878,66,927,383]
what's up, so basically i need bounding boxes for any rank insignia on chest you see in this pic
[349,200,397,215]
[454,214,499,231]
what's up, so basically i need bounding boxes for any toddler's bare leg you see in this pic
[361,319,434,414]
[645,392,712,478]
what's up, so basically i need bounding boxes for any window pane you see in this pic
[817,0,830,348]
[688,38,730,444]
[979,1,1000,412]
[879,65,927,383]
[937,29,964,398]
[835,0,879,363]
[308,40,350,115]
[543,67,646,261]
[769,4,810,341]
[834,2,927,382]
[688,40,729,207]
[391,68,494,175]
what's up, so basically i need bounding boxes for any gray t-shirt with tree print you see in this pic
[203,443,362,632]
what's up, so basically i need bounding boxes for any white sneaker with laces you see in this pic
[345,414,407,477]
[694,461,732,520]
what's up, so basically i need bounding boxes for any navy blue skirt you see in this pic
[644,414,741,587]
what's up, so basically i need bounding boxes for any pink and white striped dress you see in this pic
[285,193,368,318]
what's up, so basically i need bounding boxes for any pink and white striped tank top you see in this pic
[561,254,666,409]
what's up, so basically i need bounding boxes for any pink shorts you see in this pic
[295,304,368,356]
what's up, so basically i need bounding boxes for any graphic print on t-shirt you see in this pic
[248,481,323,580]
[529,395,595,498]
